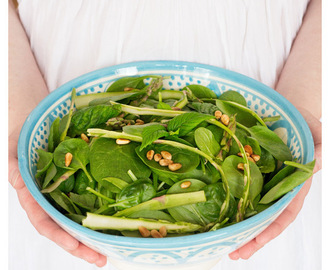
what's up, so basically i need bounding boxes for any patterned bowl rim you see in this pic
[18,60,314,249]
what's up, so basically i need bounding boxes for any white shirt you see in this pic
[10,0,321,269]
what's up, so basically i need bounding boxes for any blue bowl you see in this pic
[18,61,314,270]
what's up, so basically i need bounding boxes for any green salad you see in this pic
[35,75,315,237]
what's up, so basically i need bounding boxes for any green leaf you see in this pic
[89,138,151,183]
[69,193,97,211]
[216,99,258,127]
[59,88,76,141]
[249,126,292,162]
[127,210,175,223]
[54,139,90,171]
[116,180,157,210]
[48,117,60,152]
[35,149,53,179]
[106,75,160,92]
[140,124,169,150]
[194,127,220,158]
[222,155,263,201]
[136,144,200,180]
[167,112,214,136]
[183,85,217,99]
[42,162,57,189]
[68,104,122,137]
[188,102,219,115]
[262,165,296,194]
[256,147,276,173]
[49,190,79,214]
[260,160,315,204]
[73,167,96,195]
[219,90,247,106]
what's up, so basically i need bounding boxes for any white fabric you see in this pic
[10,0,321,269]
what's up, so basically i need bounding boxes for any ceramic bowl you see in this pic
[18,61,314,270]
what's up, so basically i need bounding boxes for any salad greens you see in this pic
[36,75,315,238]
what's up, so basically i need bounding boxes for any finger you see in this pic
[66,243,100,264]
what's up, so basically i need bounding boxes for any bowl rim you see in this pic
[17,60,314,249]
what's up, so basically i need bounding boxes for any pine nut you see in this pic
[220,114,230,126]
[159,226,167,237]
[138,226,151,237]
[243,145,253,155]
[237,163,245,171]
[214,110,222,120]
[168,163,182,171]
[135,119,144,125]
[150,229,163,238]
[248,157,256,163]
[146,150,155,160]
[159,159,173,166]
[161,151,172,160]
[124,87,134,91]
[154,153,162,162]
[172,107,182,111]
[251,154,260,162]
[116,138,131,145]
[81,133,90,143]
[237,152,250,158]
[65,153,73,167]
[180,181,191,189]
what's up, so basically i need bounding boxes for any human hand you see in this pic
[9,126,108,267]
[229,109,322,260]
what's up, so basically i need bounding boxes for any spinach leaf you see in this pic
[59,89,76,141]
[73,167,96,195]
[136,144,200,180]
[58,173,75,193]
[260,160,315,204]
[48,117,60,152]
[90,138,151,183]
[205,125,223,143]
[68,104,122,137]
[116,180,156,210]
[69,193,96,211]
[222,155,263,201]
[42,162,57,189]
[262,165,296,194]
[157,101,172,110]
[122,123,159,137]
[54,138,90,171]
[167,112,214,137]
[140,124,169,150]
[106,75,160,92]
[216,99,258,127]
[183,85,217,99]
[35,149,53,179]
[256,147,276,173]
[194,127,220,158]
[249,126,292,162]
[101,177,129,193]
[188,102,219,115]
[219,90,247,106]
[49,190,80,214]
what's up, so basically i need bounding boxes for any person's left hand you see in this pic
[229,109,321,260]
[9,127,108,267]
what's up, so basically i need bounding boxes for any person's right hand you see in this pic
[9,126,108,267]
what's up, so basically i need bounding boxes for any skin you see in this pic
[8,0,321,266]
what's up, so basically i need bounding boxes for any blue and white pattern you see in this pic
[18,61,314,270]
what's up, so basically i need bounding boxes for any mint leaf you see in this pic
[167,112,214,136]
[140,125,169,150]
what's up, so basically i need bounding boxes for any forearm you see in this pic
[275,0,321,119]
[9,1,49,136]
